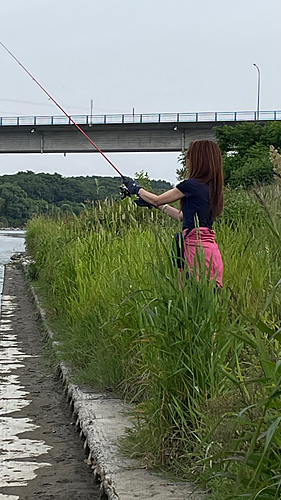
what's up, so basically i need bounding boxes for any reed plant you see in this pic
[26,186,281,499]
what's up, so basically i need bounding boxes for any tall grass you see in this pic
[26,187,281,499]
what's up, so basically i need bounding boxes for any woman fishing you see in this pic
[124,139,224,287]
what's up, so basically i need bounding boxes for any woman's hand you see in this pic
[123,179,141,195]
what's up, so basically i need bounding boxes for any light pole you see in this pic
[253,63,260,120]
[90,99,94,124]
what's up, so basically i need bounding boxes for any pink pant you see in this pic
[182,227,223,288]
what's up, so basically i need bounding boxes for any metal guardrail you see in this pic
[0,110,280,127]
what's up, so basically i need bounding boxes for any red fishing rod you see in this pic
[0,40,125,180]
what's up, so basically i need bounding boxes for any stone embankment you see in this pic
[22,256,204,500]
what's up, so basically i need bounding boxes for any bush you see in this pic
[213,122,280,189]
[222,144,274,189]
[218,186,264,229]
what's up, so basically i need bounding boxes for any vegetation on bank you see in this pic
[26,183,281,499]
[24,122,281,498]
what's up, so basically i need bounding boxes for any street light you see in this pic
[253,63,261,120]
[89,99,94,126]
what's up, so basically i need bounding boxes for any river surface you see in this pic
[0,230,26,299]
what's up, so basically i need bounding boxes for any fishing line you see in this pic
[0,41,125,179]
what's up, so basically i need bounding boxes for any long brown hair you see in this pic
[185,140,224,220]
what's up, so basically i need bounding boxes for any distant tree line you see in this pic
[0,171,172,227]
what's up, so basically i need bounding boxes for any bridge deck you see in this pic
[0,110,280,127]
[0,111,280,154]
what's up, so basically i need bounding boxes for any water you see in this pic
[0,231,26,300]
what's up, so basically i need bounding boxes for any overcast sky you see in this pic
[0,0,280,184]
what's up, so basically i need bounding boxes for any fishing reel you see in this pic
[119,183,154,209]
[119,184,130,200]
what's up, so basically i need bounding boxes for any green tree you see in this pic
[0,182,35,226]
[176,150,187,181]
[134,170,152,191]
[213,122,281,188]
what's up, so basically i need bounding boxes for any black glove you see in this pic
[134,197,155,209]
[123,178,141,196]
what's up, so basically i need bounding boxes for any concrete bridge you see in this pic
[0,110,280,154]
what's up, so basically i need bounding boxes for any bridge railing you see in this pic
[0,110,280,127]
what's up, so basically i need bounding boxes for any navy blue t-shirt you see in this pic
[176,178,213,233]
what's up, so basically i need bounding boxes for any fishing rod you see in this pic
[0,40,125,179]
[0,41,155,207]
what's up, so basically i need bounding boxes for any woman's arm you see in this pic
[138,187,184,221]
[158,204,183,221]
[138,187,184,207]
